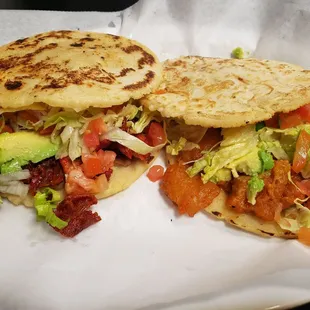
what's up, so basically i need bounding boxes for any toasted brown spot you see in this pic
[230,219,237,225]
[122,44,155,69]
[12,38,28,45]
[284,231,294,236]
[0,42,59,71]
[80,37,95,42]
[212,211,222,217]
[4,80,22,90]
[41,66,115,89]
[70,42,84,47]
[116,68,135,77]
[138,52,155,69]
[259,229,274,237]
[123,71,154,90]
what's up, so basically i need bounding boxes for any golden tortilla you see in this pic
[141,56,310,128]
[0,30,162,111]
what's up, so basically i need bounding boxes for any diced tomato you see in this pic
[66,166,111,195]
[295,180,310,196]
[147,165,165,182]
[295,104,310,122]
[298,227,310,246]
[292,130,310,173]
[65,180,88,195]
[83,131,100,149]
[265,114,279,128]
[147,122,166,146]
[66,168,99,194]
[279,111,303,129]
[97,150,116,170]
[39,125,55,135]
[87,118,107,136]
[82,155,103,178]
[18,110,39,123]
[82,150,116,178]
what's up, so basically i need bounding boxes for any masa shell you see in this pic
[205,191,296,239]
[141,56,310,128]
[0,30,162,111]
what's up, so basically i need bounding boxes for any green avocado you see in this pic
[210,168,232,183]
[0,132,59,173]
[227,148,262,176]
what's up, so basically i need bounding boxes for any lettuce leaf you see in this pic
[201,126,258,183]
[103,127,166,155]
[258,125,310,161]
[129,110,156,134]
[44,111,82,129]
[277,198,310,233]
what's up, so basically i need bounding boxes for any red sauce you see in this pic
[147,165,165,182]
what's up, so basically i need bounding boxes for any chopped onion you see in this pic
[0,170,30,183]
[0,181,29,197]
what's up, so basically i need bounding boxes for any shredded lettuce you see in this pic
[201,126,258,183]
[258,125,310,161]
[103,127,166,155]
[129,110,156,134]
[166,137,199,156]
[166,137,187,156]
[34,188,67,230]
[44,111,81,129]
[277,198,310,233]
[247,175,264,205]
[187,157,209,177]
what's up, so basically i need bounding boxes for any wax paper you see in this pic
[0,1,310,309]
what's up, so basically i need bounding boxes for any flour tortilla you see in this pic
[0,30,162,111]
[141,56,310,128]
[5,153,159,207]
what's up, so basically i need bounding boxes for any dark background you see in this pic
[0,0,139,11]
[0,0,309,309]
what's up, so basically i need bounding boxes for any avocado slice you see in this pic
[0,132,59,173]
